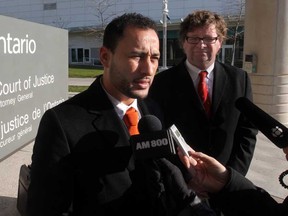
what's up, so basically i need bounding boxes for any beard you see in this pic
[109,63,149,100]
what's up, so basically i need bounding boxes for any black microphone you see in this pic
[138,114,163,134]
[235,97,288,149]
[130,115,176,160]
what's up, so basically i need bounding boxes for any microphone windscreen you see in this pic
[138,115,162,133]
[235,97,288,148]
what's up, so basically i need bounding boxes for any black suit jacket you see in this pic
[149,60,258,175]
[27,76,186,216]
[213,168,288,216]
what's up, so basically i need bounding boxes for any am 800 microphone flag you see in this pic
[235,97,288,149]
[130,115,176,160]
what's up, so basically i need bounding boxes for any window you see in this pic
[43,3,57,10]
[70,48,90,64]
[77,48,83,62]
[84,49,89,62]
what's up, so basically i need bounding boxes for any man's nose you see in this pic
[141,58,157,75]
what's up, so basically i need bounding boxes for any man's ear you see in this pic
[100,46,110,68]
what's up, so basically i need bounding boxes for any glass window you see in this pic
[43,3,57,10]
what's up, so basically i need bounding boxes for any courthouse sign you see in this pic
[0,15,68,161]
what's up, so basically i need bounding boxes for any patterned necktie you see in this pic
[198,71,211,115]
[123,107,139,135]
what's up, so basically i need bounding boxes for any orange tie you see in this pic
[198,71,211,115]
[123,107,139,135]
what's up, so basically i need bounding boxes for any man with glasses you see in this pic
[149,10,258,215]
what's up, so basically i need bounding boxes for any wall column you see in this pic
[244,0,288,126]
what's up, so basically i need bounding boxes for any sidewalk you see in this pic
[246,132,287,201]
[68,77,94,86]
[0,142,32,216]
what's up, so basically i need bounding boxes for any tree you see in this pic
[88,0,122,39]
[221,0,246,66]
[52,17,70,29]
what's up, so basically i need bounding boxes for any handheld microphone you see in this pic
[235,97,288,149]
[131,115,191,160]
[130,115,176,160]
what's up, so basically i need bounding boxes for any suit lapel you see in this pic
[93,109,130,147]
[174,61,228,119]
[137,99,151,116]
[86,77,131,147]
[211,62,227,115]
[174,62,207,113]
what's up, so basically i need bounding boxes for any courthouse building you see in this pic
[1,0,287,125]
[0,0,245,68]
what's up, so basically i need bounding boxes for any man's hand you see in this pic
[177,147,230,197]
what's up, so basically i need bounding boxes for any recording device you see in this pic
[235,97,288,149]
[235,97,288,189]
[130,115,190,160]
[169,124,190,157]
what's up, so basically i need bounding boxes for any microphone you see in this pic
[130,115,176,160]
[235,97,288,149]
[138,114,163,134]
[130,115,191,160]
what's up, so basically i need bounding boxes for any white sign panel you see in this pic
[0,15,68,161]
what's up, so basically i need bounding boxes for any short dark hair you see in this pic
[103,13,158,52]
[179,10,227,45]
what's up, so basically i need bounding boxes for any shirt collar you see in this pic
[185,59,215,81]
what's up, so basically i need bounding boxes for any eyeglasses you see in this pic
[185,36,218,44]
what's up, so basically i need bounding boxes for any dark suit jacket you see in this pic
[213,168,288,216]
[27,76,183,216]
[149,60,258,175]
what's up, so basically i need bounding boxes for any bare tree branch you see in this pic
[221,0,246,66]
[52,16,70,29]
[87,0,122,38]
